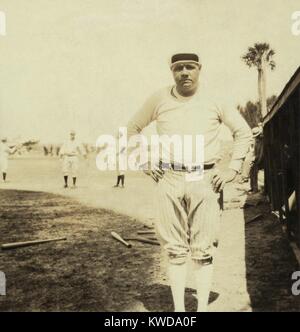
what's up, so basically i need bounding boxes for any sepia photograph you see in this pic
[0,0,300,315]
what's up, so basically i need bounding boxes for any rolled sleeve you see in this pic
[218,107,252,173]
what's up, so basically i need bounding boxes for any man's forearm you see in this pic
[228,125,252,173]
[228,159,244,173]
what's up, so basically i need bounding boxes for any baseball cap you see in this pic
[170,53,201,70]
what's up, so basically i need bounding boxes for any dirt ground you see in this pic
[0,189,163,311]
[0,155,300,311]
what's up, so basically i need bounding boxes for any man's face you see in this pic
[172,62,201,96]
[70,133,75,140]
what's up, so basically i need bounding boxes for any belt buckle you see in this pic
[185,164,193,173]
[160,162,171,170]
[185,166,204,181]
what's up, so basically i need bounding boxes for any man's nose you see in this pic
[181,67,189,76]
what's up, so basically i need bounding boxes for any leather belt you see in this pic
[159,161,214,172]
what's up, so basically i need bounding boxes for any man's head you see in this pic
[170,53,201,97]
[70,130,76,140]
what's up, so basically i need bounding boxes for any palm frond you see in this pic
[242,42,276,70]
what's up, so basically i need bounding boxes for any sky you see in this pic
[0,0,299,143]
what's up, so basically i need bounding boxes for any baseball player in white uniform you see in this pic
[113,170,125,188]
[59,130,86,188]
[113,145,126,188]
[125,53,252,311]
[0,137,20,182]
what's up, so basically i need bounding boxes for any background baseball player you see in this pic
[239,124,263,192]
[113,170,125,188]
[125,53,252,311]
[0,137,21,182]
[113,145,126,188]
[59,130,87,188]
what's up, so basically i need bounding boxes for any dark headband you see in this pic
[171,53,199,64]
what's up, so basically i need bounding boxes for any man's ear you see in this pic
[198,64,202,71]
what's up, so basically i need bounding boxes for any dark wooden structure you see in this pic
[263,66,300,247]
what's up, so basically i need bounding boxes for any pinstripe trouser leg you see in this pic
[155,169,222,265]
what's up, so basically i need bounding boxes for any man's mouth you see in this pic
[181,79,192,86]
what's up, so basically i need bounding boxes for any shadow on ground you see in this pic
[243,192,300,311]
[138,284,219,312]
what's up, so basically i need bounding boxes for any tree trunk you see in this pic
[258,64,267,118]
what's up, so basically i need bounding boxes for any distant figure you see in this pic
[43,146,49,156]
[59,130,86,188]
[240,124,263,192]
[0,137,20,182]
[56,146,61,156]
[239,140,255,183]
[114,144,126,188]
[113,170,125,188]
[43,145,55,156]
[249,124,263,193]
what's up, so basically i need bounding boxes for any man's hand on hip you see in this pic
[211,168,238,193]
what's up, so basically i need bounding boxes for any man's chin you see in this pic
[181,85,196,93]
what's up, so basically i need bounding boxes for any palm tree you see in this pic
[242,43,276,118]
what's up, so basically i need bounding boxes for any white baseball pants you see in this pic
[62,156,79,177]
[0,157,8,173]
[155,168,222,265]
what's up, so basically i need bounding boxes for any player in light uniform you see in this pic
[125,53,252,311]
[114,144,126,188]
[0,137,20,182]
[59,130,86,188]
[113,170,125,188]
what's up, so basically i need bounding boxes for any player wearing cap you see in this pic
[125,53,252,311]
[59,130,86,188]
[0,137,20,182]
